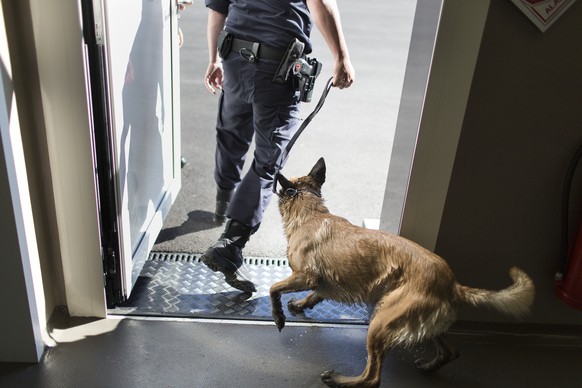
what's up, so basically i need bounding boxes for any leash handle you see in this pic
[272,77,334,193]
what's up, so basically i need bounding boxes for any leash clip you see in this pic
[239,42,260,62]
[239,47,256,62]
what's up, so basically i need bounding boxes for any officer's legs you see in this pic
[201,55,259,292]
[212,59,254,222]
[227,103,301,228]
[201,55,299,293]
[202,101,300,293]
[214,91,254,192]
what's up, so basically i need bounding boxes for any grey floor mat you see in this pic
[109,252,370,324]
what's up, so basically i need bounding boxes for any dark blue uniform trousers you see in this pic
[214,53,301,229]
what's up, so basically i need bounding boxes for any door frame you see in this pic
[2,0,490,324]
[380,0,491,251]
[21,0,183,317]
[27,0,108,318]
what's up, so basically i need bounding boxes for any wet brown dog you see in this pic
[270,158,535,388]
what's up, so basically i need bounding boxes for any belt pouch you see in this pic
[217,30,233,59]
[272,38,305,84]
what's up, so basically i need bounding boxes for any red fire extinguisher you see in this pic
[557,225,582,309]
[556,143,582,310]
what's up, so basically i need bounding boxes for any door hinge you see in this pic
[92,0,105,45]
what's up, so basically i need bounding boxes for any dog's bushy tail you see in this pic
[455,267,535,318]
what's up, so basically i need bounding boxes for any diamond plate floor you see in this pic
[109,252,370,324]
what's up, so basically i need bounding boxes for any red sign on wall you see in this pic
[511,0,577,31]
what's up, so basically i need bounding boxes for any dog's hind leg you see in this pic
[415,334,459,373]
[321,292,410,388]
[288,291,323,315]
[270,272,314,331]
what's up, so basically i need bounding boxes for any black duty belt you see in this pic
[231,38,286,62]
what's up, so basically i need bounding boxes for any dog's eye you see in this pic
[285,188,298,197]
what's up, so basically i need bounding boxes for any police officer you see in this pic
[201,0,355,293]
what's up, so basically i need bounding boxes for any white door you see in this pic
[84,0,181,305]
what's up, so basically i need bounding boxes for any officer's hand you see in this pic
[205,62,223,94]
[332,58,354,89]
[178,0,192,11]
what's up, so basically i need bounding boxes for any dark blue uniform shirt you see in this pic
[205,0,313,53]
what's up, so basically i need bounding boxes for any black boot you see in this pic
[214,187,234,223]
[200,219,257,293]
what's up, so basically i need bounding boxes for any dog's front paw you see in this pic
[273,312,286,332]
[321,370,341,387]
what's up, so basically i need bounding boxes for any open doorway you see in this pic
[109,0,418,321]
[158,0,418,256]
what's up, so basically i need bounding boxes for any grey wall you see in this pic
[436,0,582,324]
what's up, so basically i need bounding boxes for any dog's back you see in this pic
[284,205,454,303]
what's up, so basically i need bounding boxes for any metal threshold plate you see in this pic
[110,252,369,324]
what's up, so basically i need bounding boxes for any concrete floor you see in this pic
[1,312,581,388]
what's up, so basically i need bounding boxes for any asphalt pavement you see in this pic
[153,0,416,257]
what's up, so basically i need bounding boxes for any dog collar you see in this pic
[282,187,321,199]
[285,188,299,197]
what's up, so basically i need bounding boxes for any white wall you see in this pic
[0,2,45,362]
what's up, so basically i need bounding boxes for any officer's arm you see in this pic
[204,9,227,94]
[306,0,354,89]
[207,9,226,66]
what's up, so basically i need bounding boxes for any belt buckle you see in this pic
[239,42,260,62]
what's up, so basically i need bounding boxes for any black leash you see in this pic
[272,77,334,193]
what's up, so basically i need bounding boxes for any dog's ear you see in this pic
[308,157,326,187]
[276,173,299,198]
[277,173,295,190]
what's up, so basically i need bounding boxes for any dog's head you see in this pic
[276,157,326,204]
